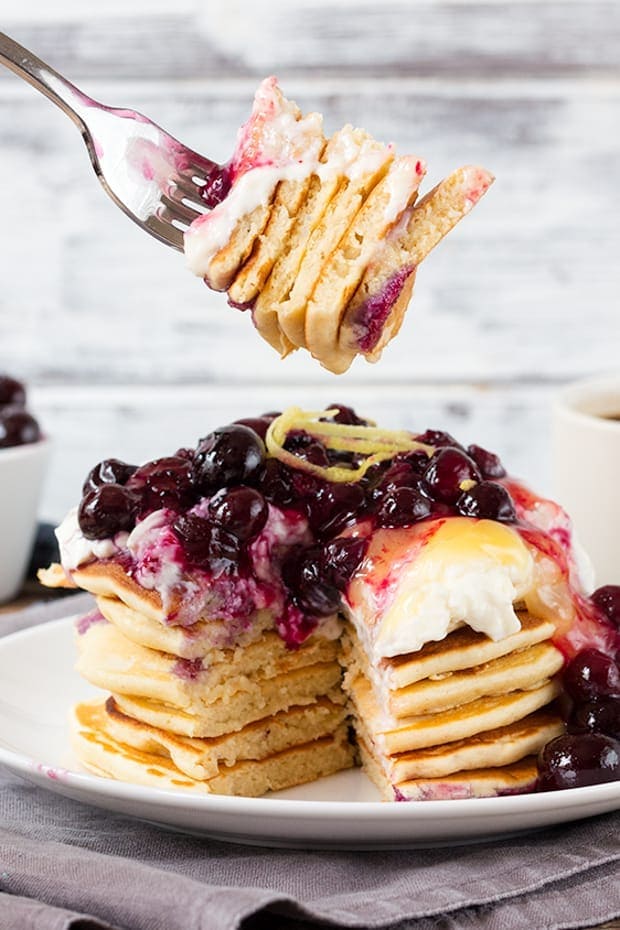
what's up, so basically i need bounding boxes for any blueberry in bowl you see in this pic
[0,374,49,602]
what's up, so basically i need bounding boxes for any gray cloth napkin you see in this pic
[0,596,618,930]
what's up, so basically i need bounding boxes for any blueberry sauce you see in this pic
[200,163,233,209]
[227,296,256,312]
[352,266,415,353]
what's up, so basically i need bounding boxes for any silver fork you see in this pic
[0,31,220,251]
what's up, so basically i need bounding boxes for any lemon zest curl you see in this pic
[265,407,434,483]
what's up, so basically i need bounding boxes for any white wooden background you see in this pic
[0,0,619,521]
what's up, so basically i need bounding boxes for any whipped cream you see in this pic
[56,507,128,569]
[126,510,186,599]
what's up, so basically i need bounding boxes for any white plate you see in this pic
[0,616,618,849]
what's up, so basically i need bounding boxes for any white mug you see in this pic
[552,374,620,587]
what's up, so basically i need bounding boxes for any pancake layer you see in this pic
[341,616,565,799]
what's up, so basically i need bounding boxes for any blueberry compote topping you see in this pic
[127,456,195,514]
[74,406,523,645]
[208,487,269,542]
[376,486,432,528]
[171,512,214,565]
[591,586,620,630]
[233,416,275,442]
[466,443,506,480]
[322,404,369,427]
[285,430,331,468]
[564,648,620,703]
[282,536,368,618]
[0,374,41,449]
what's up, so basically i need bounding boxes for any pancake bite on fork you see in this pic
[41,406,620,798]
[184,78,493,373]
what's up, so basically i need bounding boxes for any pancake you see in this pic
[383,612,558,689]
[338,165,494,364]
[303,155,424,372]
[95,594,276,659]
[250,168,341,352]
[205,201,274,293]
[342,613,561,699]
[355,707,564,800]
[112,658,344,739]
[347,672,562,755]
[69,559,335,652]
[387,641,564,718]
[185,80,493,372]
[72,700,355,797]
[358,738,540,801]
[71,561,168,622]
[274,131,393,353]
[76,618,340,711]
[395,760,540,801]
[385,712,564,783]
[102,695,349,781]
[198,84,324,294]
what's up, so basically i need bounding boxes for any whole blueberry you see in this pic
[0,375,26,409]
[194,425,265,492]
[423,447,481,505]
[456,481,517,522]
[78,484,138,540]
[83,458,138,495]
[207,486,268,541]
[0,407,41,448]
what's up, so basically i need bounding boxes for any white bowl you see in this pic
[0,439,51,604]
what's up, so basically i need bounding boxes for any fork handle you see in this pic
[0,31,93,131]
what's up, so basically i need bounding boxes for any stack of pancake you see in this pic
[67,565,354,796]
[65,568,566,801]
[42,404,582,801]
[342,611,565,800]
[184,77,493,373]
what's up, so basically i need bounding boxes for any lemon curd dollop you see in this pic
[346,517,535,660]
